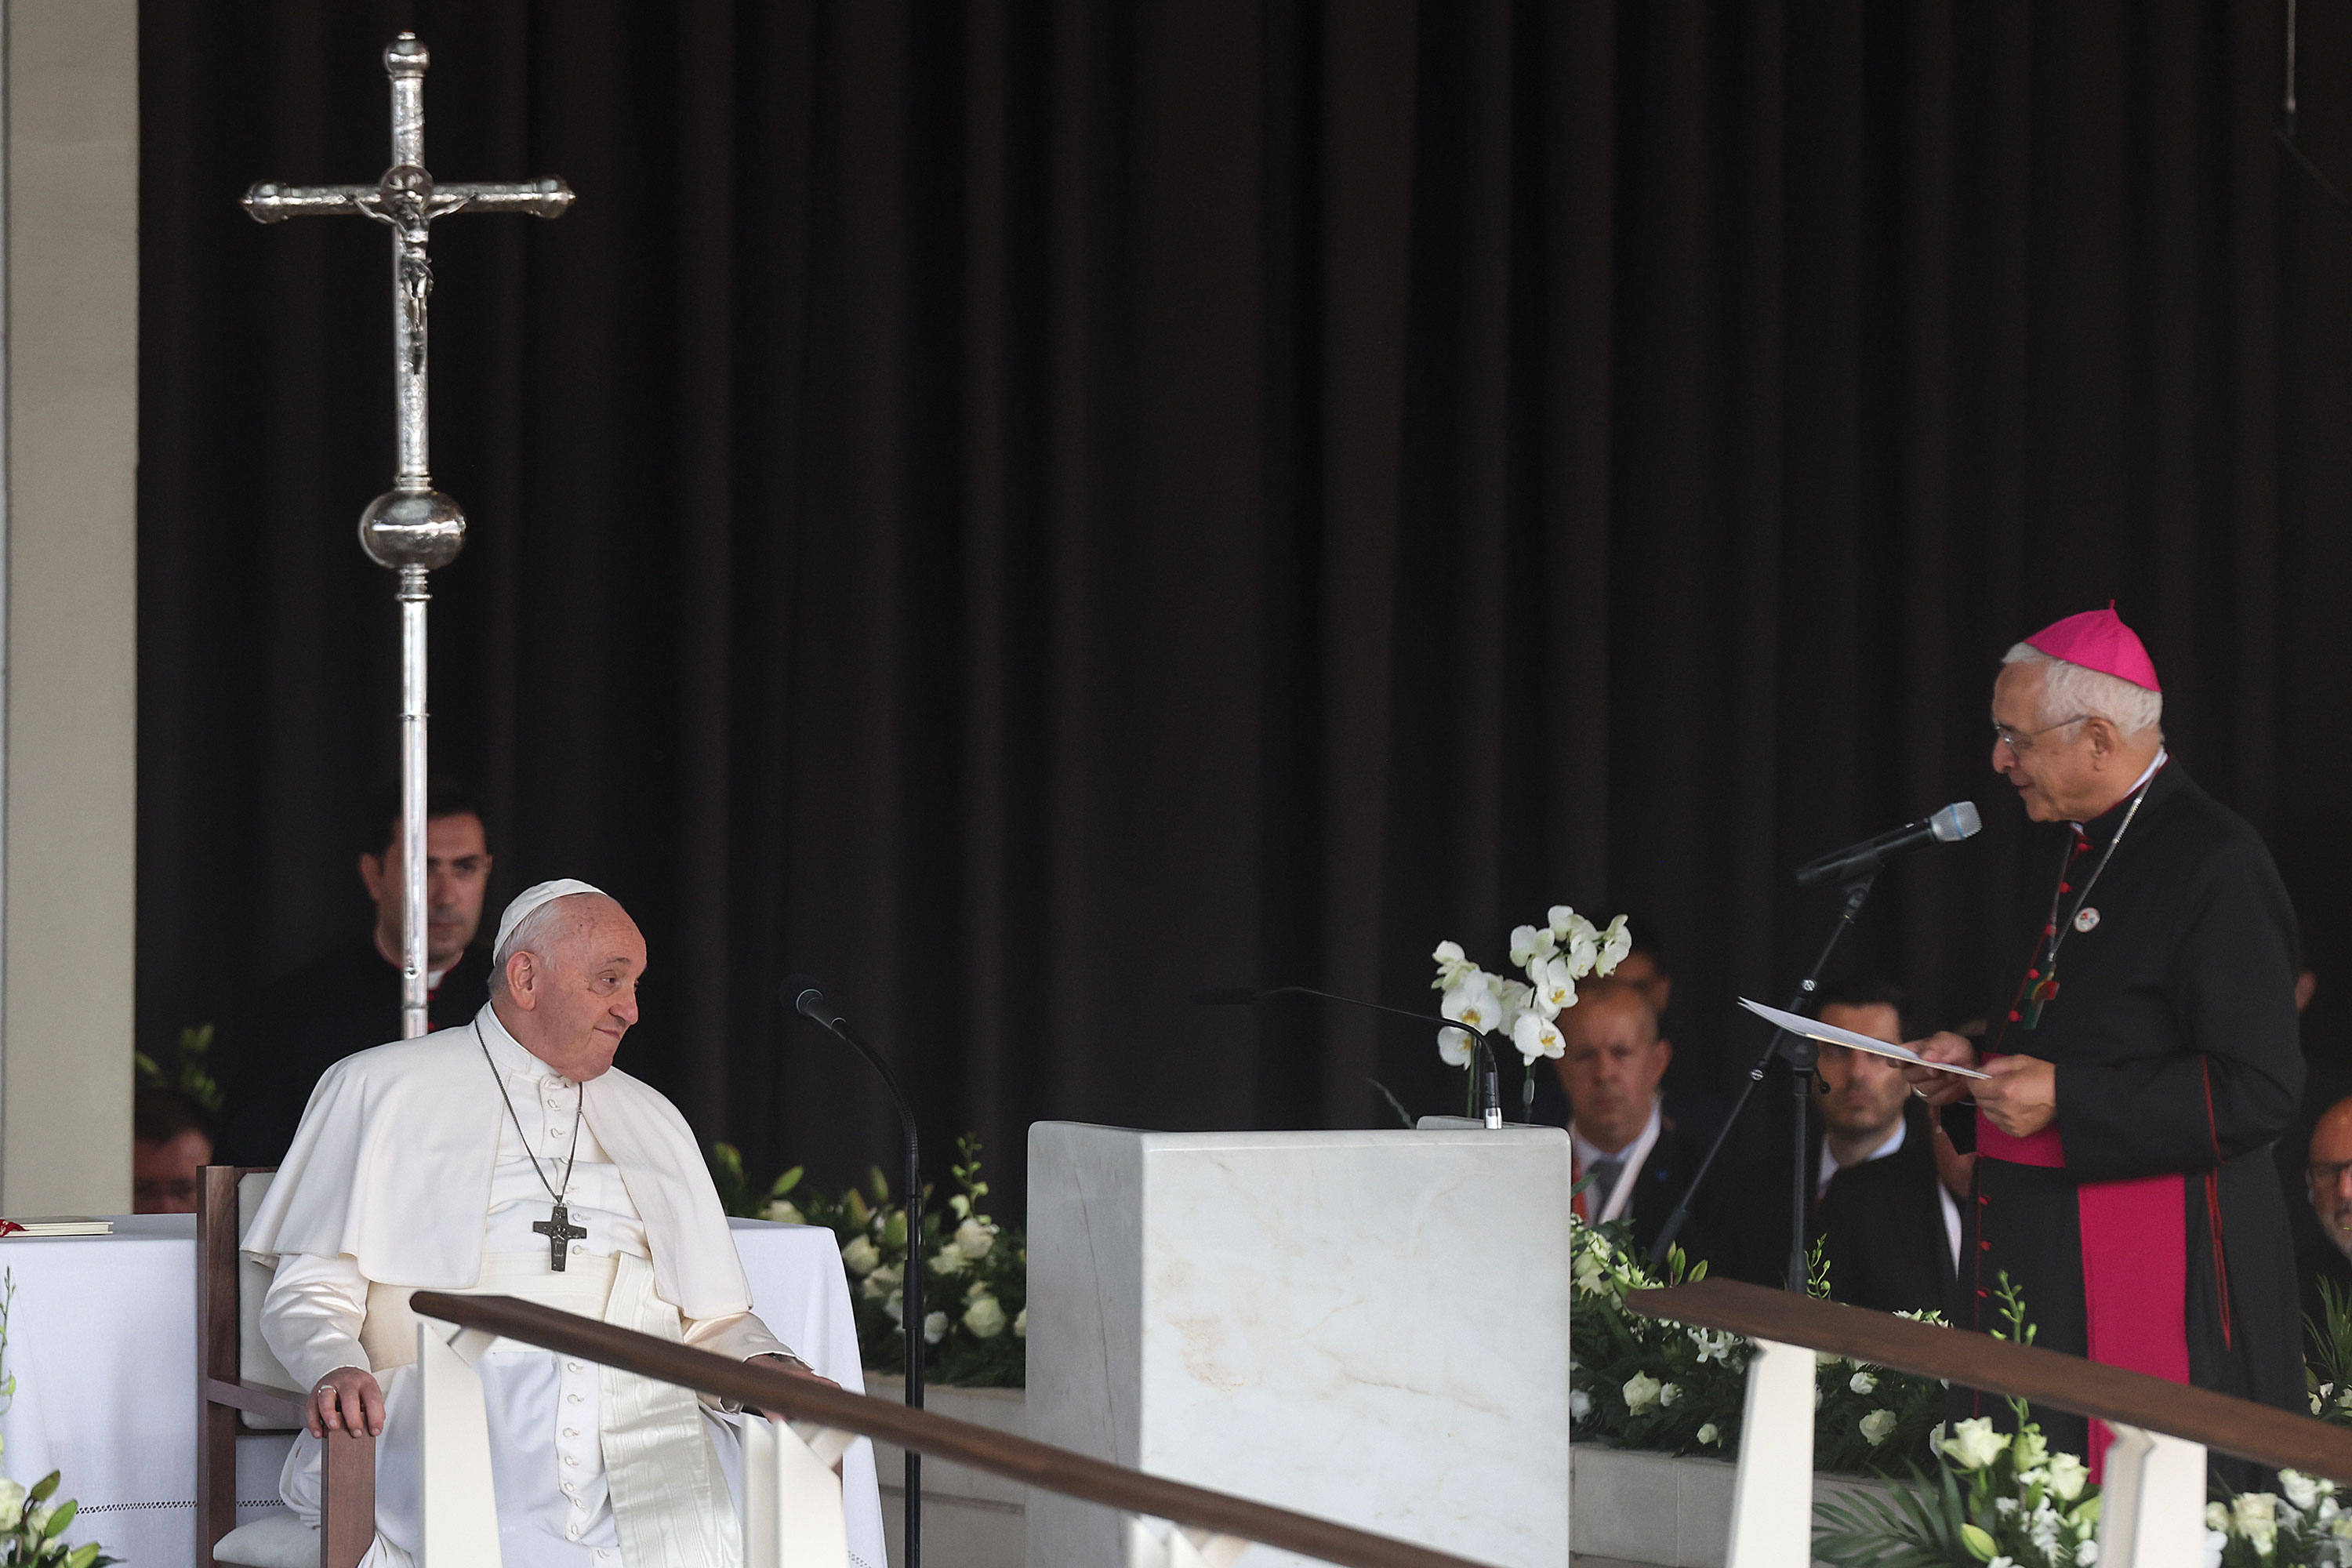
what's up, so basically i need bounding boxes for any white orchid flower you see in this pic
[1437,1026,1478,1068]
[1858,1409,1897,1446]
[1530,955,1574,1017]
[1512,1010,1564,1064]
[1597,914,1632,975]
[1564,916,1600,979]
[1431,939,1479,990]
[1548,905,1576,938]
[1440,973,1504,1048]
[963,1294,1008,1339]
[1496,978,1534,1022]
[1508,924,1555,967]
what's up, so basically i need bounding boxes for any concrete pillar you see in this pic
[0,0,139,1214]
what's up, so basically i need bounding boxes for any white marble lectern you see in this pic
[1025,1124,1574,1568]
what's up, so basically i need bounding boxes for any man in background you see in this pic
[132,1087,213,1213]
[2299,1095,2352,1331]
[1808,978,1959,1312]
[1544,978,1716,1268]
[212,781,495,1166]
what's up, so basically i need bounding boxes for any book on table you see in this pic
[0,1217,112,1236]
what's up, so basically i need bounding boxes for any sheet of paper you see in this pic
[1737,996,1991,1080]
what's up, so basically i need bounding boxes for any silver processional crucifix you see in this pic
[244,34,572,1038]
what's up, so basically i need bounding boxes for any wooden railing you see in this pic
[409,1291,1495,1568]
[1629,1276,2352,1485]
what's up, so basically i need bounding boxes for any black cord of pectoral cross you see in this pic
[476,1022,586,1265]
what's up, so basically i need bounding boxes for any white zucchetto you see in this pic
[492,877,608,960]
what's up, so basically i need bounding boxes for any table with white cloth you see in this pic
[0,1215,884,1568]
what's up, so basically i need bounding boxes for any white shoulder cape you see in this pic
[241,1005,751,1321]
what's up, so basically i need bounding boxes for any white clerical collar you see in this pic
[2071,746,2167,829]
[473,1003,573,1086]
[1818,1116,1905,1199]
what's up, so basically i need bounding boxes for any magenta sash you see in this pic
[1976,1109,2187,1479]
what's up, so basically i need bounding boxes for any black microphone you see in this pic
[1196,984,1504,1127]
[778,975,927,1568]
[1793,800,1982,888]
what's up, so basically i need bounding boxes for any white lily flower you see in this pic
[1512,1010,1564,1064]
[1431,940,1479,990]
[1598,914,1632,975]
[1508,924,1555,967]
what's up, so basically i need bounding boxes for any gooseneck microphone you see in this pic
[1793,800,1982,888]
[778,976,925,1568]
[1196,983,1504,1127]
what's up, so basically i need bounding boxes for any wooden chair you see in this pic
[196,1166,374,1568]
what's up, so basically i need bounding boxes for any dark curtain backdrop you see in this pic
[139,2,2352,1217]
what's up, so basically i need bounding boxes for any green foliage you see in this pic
[133,1024,223,1115]
[2307,1276,2352,1428]
[706,1134,1026,1389]
[1569,1217,1943,1476]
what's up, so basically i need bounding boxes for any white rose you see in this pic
[2207,1502,2231,1532]
[764,1199,805,1225]
[2232,1493,2278,1555]
[1695,1423,1720,1446]
[963,1294,1007,1339]
[0,1479,25,1531]
[1658,1382,1680,1407]
[929,1245,967,1277]
[1940,1417,2005,1470]
[1622,1373,1662,1414]
[883,1290,906,1323]
[2283,1469,2323,1511]
[922,1311,949,1345]
[953,1218,996,1261]
[2044,1452,2089,1502]
[840,1235,882,1276]
[1570,1389,1592,1421]
[24,1505,49,1538]
[2074,1542,2098,1565]
[1849,1370,1876,1396]
[1012,1308,1027,1338]
[1857,1408,1897,1446]
[2010,1427,2048,1470]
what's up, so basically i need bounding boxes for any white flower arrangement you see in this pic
[1430,906,1629,1069]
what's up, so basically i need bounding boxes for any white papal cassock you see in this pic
[243,1004,804,1568]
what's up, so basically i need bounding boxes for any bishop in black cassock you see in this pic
[1907,607,2304,1478]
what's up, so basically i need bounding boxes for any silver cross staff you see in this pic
[244,34,573,1038]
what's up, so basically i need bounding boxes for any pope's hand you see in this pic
[1974,1053,2057,1138]
[1900,1032,1980,1107]
[753,1356,845,1474]
[310,1366,384,1439]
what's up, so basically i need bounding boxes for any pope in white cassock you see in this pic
[241,879,836,1568]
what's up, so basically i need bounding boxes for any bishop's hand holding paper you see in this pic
[247,880,836,1568]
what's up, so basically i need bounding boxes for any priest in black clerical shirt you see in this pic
[211,784,495,1167]
[1907,608,2303,1476]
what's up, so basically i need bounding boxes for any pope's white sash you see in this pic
[369,1251,742,1568]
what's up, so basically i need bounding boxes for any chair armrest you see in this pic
[320,1429,375,1568]
[204,1377,307,1430]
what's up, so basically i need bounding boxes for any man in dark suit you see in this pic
[211,781,496,1166]
[1538,977,1719,1271]
[1730,978,1959,1315]
[2297,1095,2352,1334]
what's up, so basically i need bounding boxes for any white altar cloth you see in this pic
[0,1216,884,1568]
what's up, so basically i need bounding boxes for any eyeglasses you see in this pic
[2311,1160,2352,1189]
[1991,714,2089,754]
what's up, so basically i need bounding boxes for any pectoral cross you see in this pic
[243,34,571,1043]
[533,1203,587,1272]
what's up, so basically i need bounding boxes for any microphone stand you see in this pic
[1643,870,1878,1292]
[785,993,925,1568]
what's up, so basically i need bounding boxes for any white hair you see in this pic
[2002,643,2163,738]
[488,894,594,996]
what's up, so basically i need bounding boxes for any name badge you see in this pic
[2073,906,2100,934]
